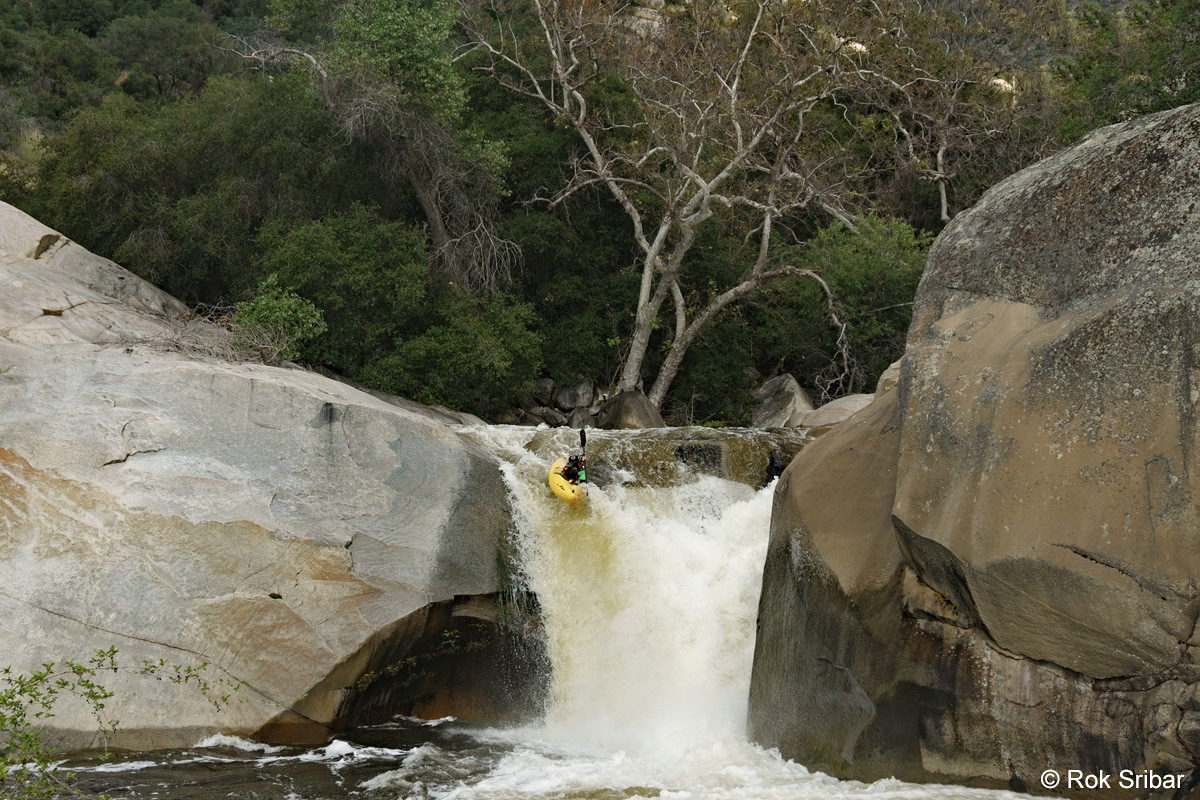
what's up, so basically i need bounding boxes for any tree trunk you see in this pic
[406,163,458,279]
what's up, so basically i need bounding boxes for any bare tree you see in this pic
[857,0,1064,222]
[459,0,915,407]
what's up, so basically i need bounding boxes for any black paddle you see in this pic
[579,428,587,485]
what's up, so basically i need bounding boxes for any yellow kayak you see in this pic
[548,457,585,504]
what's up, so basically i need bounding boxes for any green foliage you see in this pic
[0,0,36,31]
[230,273,327,363]
[16,30,117,122]
[10,0,1196,422]
[32,0,115,35]
[259,206,428,373]
[668,312,757,425]
[269,0,463,120]
[259,205,543,414]
[31,74,381,301]
[102,11,223,99]
[753,215,931,401]
[1,647,238,800]
[0,148,34,205]
[357,287,543,415]
[1054,0,1200,142]
[330,0,462,119]
[499,208,638,387]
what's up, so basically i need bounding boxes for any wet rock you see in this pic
[535,406,568,426]
[567,407,595,429]
[520,409,546,426]
[494,408,522,425]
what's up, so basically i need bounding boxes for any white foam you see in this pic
[450,428,1037,800]
[194,733,284,754]
[90,760,159,773]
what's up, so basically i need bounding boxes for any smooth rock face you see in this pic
[567,407,595,428]
[750,374,814,428]
[0,201,523,748]
[796,393,875,428]
[596,389,666,429]
[874,359,901,395]
[750,103,1200,791]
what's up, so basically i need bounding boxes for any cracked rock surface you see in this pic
[0,201,512,748]
[749,103,1200,793]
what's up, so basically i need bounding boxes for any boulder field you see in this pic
[749,102,1200,794]
[0,201,542,749]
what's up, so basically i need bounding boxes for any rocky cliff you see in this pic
[749,103,1200,794]
[0,201,539,748]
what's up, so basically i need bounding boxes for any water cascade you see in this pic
[422,426,1029,800]
[66,425,1034,800]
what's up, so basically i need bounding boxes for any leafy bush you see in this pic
[1,648,237,800]
[357,287,543,416]
[667,312,757,425]
[30,74,381,302]
[258,205,428,374]
[752,215,932,401]
[230,273,327,363]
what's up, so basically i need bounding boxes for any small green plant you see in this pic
[0,647,239,800]
[229,273,327,364]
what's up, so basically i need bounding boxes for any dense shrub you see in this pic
[751,215,932,401]
[356,288,543,416]
[259,205,428,374]
[230,273,327,363]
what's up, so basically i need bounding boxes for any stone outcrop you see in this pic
[750,103,1200,794]
[0,201,540,749]
[567,407,595,429]
[796,393,875,428]
[874,359,901,395]
[751,374,814,428]
[596,389,666,429]
[750,376,876,431]
[553,380,594,412]
[500,378,600,428]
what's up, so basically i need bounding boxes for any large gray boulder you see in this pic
[596,389,666,429]
[795,393,874,428]
[553,380,594,411]
[0,202,532,749]
[750,103,1200,791]
[750,374,813,428]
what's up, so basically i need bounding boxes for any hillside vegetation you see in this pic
[1,0,1196,422]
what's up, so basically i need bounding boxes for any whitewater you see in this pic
[67,425,1041,800]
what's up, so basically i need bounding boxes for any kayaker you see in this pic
[561,453,586,484]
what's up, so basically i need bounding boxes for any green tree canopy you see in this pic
[31,73,387,301]
[259,205,429,373]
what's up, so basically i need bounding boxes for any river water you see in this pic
[65,426,1037,800]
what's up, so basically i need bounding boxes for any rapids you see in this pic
[64,425,1041,800]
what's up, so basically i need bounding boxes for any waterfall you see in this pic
[63,424,1037,800]
[445,425,1028,800]
[491,428,771,749]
